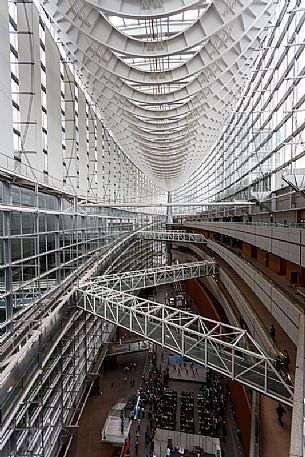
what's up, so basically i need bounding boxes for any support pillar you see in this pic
[289,313,304,457]
[3,181,13,332]
[166,191,173,225]
[166,192,173,265]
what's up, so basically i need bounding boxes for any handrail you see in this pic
[138,231,207,243]
[182,221,305,229]
[208,240,303,312]
[79,286,294,405]
[82,261,217,292]
[172,243,278,357]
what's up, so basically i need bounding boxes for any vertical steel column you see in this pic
[55,195,61,283]
[73,196,79,268]
[34,183,41,317]
[3,182,13,331]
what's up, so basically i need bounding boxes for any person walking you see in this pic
[276,402,286,426]
[275,355,282,373]
[145,430,149,445]
[269,323,275,342]
[283,349,290,374]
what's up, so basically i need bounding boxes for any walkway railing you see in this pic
[107,339,149,356]
[137,231,207,243]
[182,221,305,229]
[78,287,294,406]
[81,261,217,292]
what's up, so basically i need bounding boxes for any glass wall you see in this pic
[172,0,305,212]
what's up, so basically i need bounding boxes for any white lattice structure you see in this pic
[79,286,294,405]
[81,261,217,291]
[39,0,277,190]
[137,231,207,243]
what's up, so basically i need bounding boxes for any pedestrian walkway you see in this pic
[260,395,292,457]
[107,339,149,356]
[176,242,296,381]
[221,262,295,364]
[232,245,305,310]
[183,243,296,373]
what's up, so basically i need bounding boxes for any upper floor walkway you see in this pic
[179,221,305,269]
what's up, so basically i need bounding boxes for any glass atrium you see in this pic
[0,0,304,456]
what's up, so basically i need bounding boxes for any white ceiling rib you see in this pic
[41,0,276,190]
[88,0,208,19]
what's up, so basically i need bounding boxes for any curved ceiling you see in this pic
[41,0,276,191]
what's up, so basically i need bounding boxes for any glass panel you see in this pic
[11,212,21,235]
[21,188,35,207]
[11,239,21,261]
[22,213,36,234]
[11,185,21,205]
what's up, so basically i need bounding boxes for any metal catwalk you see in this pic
[78,267,293,406]
[83,261,217,292]
[137,231,207,243]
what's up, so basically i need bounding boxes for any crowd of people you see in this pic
[180,392,194,433]
[172,361,199,379]
[141,355,177,432]
[155,389,177,430]
[125,343,230,456]
[131,351,177,455]
[197,371,225,438]
[197,372,226,437]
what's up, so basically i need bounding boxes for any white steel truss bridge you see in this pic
[137,231,207,243]
[78,286,294,406]
[81,261,217,292]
